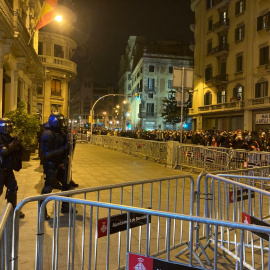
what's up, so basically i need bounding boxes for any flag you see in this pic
[35,0,58,31]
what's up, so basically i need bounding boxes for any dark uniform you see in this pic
[0,118,24,218]
[41,113,72,219]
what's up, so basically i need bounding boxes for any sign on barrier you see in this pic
[98,211,150,238]
[127,253,201,270]
[229,188,255,203]
[242,212,270,241]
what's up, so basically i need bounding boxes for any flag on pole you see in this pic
[35,0,58,31]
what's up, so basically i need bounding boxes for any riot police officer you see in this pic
[41,112,73,219]
[0,118,24,218]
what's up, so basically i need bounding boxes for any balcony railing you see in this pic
[138,112,157,118]
[210,44,229,57]
[198,100,244,112]
[213,0,231,8]
[39,55,77,75]
[213,19,230,32]
[247,96,270,106]
[210,74,228,86]
[144,86,156,93]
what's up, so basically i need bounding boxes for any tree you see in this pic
[162,89,191,129]
[5,100,40,150]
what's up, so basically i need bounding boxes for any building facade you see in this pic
[119,37,193,131]
[0,0,44,117]
[37,0,77,123]
[190,0,270,131]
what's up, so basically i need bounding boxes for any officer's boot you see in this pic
[6,192,25,219]
[41,186,53,221]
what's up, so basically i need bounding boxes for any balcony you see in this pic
[138,112,157,118]
[210,74,228,86]
[257,60,270,72]
[144,86,156,93]
[213,0,231,9]
[213,19,230,33]
[247,96,270,108]
[198,100,244,114]
[39,55,77,76]
[210,44,229,58]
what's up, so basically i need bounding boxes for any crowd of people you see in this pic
[92,128,270,151]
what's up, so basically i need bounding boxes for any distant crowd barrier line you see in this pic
[90,135,270,173]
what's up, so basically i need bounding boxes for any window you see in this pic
[235,25,245,41]
[54,44,64,58]
[206,0,212,9]
[149,65,155,72]
[217,90,226,103]
[235,0,246,15]
[37,103,42,119]
[169,66,173,73]
[148,78,155,90]
[207,40,212,54]
[128,84,131,90]
[255,82,268,98]
[37,84,43,95]
[27,88,31,113]
[220,10,227,23]
[236,54,243,73]
[219,35,227,47]
[38,42,43,55]
[204,91,212,105]
[168,79,173,88]
[257,12,270,31]
[146,103,154,116]
[205,66,212,82]
[148,93,153,99]
[208,19,213,31]
[259,46,269,66]
[233,86,244,99]
[51,79,61,96]
[220,62,227,81]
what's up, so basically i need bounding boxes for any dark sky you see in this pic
[74,0,194,85]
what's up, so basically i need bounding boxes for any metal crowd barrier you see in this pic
[11,175,194,269]
[0,203,13,270]
[194,174,270,269]
[91,135,167,163]
[177,144,270,173]
[34,196,270,270]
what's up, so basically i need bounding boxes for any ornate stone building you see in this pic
[190,0,270,131]
[0,0,44,117]
[37,0,77,122]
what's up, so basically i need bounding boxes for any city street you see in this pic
[0,143,195,269]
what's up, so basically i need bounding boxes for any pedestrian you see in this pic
[0,118,24,218]
[41,112,75,220]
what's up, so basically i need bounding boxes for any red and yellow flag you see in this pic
[35,0,58,31]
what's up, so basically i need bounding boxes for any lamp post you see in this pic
[90,94,132,139]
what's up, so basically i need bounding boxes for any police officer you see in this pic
[41,112,73,220]
[0,118,24,218]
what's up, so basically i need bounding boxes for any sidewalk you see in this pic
[0,143,195,269]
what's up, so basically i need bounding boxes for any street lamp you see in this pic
[89,94,132,139]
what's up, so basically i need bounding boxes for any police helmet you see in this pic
[0,118,13,134]
[48,112,65,130]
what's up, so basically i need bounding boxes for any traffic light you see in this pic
[135,93,140,100]
[89,116,91,123]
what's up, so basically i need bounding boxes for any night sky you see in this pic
[74,0,194,85]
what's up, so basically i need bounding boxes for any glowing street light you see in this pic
[55,15,63,22]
